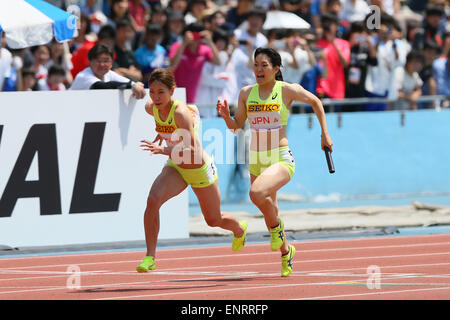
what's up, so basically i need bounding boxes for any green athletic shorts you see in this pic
[167,156,218,188]
[249,146,295,179]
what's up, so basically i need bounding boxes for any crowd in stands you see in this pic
[0,0,449,115]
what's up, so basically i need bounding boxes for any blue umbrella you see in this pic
[0,0,77,49]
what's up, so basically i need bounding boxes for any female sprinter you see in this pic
[136,68,246,272]
[217,48,333,277]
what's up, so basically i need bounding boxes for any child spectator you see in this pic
[20,68,38,91]
[31,45,51,81]
[38,64,67,91]
[396,50,425,110]
[46,39,73,86]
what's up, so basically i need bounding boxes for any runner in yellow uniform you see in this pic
[137,68,246,273]
[217,48,333,277]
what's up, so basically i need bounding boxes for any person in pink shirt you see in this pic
[316,13,350,110]
[169,22,222,103]
[128,0,150,33]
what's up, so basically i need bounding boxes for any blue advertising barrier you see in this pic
[191,109,450,207]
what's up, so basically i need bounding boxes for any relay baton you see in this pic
[324,146,335,174]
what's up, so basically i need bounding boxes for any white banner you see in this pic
[0,89,189,247]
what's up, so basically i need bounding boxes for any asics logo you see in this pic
[272,92,278,100]
[278,231,284,241]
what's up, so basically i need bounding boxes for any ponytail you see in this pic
[275,70,283,81]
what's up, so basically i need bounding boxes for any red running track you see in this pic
[0,233,450,300]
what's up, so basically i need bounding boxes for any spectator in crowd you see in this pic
[0,33,13,91]
[396,50,425,110]
[31,45,51,81]
[271,30,315,86]
[345,21,378,111]
[71,25,117,79]
[128,0,150,33]
[169,22,222,103]
[300,30,328,97]
[419,40,441,107]
[340,0,371,24]
[20,68,38,91]
[81,0,100,16]
[316,13,350,105]
[168,0,189,15]
[442,31,450,58]
[70,13,92,54]
[226,0,254,29]
[70,43,146,99]
[107,0,131,28]
[161,9,185,51]
[135,23,169,86]
[279,0,311,22]
[185,0,208,25]
[196,28,231,116]
[113,19,143,82]
[46,39,73,86]
[38,64,67,91]
[432,50,450,97]
[223,6,268,105]
[323,0,347,38]
[364,13,404,111]
[370,0,401,16]
[412,4,445,50]
[208,10,227,33]
[149,3,169,28]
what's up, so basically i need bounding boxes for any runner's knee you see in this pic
[249,188,269,206]
[204,214,222,227]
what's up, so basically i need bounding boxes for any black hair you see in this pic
[183,22,204,34]
[425,4,444,16]
[380,13,395,26]
[349,21,365,34]
[116,18,133,30]
[254,47,283,81]
[247,6,267,23]
[146,23,163,35]
[48,64,66,77]
[88,43,114,61]
[98,25,116,41]
[212,28,228,45]
[406,50,425,65]
[321,12,339,25]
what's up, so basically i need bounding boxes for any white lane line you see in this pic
[294,286,450,300]
[1,233,449,261]
[1,250,450,273]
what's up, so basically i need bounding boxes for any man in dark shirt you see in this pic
[412,4,445,51]
[113,19,143,82]
[226,0,254,30]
